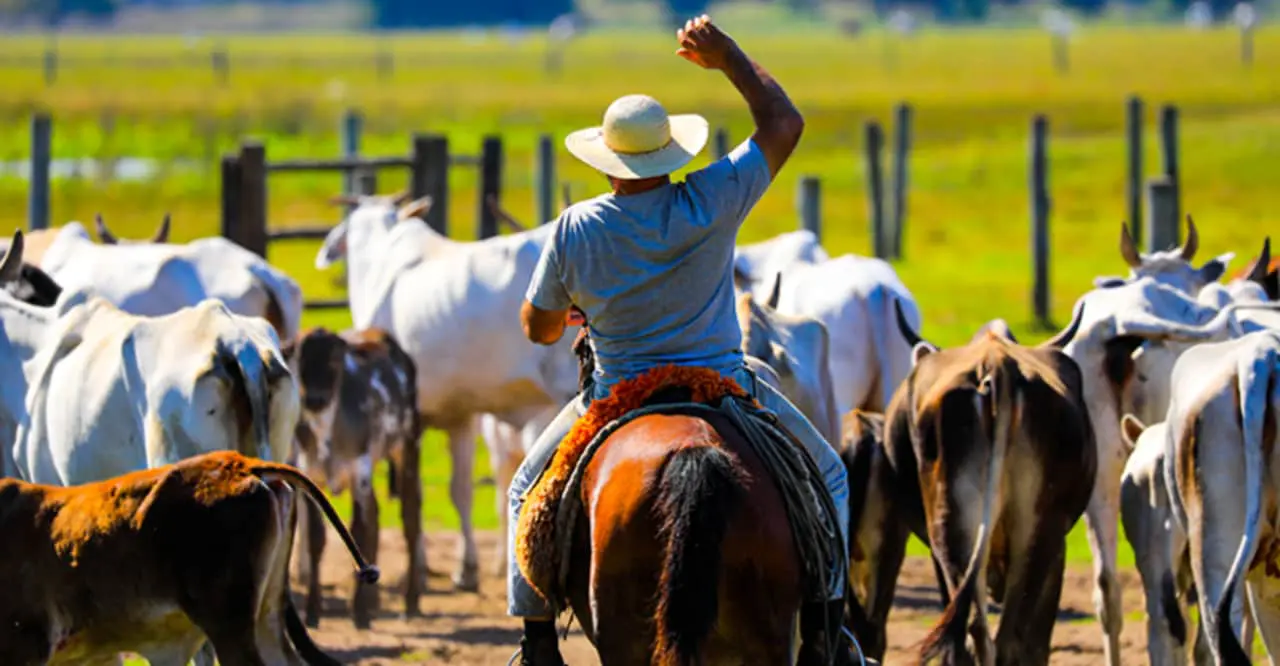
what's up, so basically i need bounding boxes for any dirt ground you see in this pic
[300,529,1152,665]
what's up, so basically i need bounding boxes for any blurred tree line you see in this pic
[0,0,1251,28]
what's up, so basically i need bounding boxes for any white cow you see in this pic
[31,218,304,342]
[316,194,579,590]
[8,295,299,486]
[1091,217,1234,295]
[1163,329,1280,663]
[749,254,922,417]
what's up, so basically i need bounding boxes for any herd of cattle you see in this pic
[1,195,1279,665]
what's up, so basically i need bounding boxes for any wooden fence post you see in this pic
[1126,95,1144,247]
[798,177,821,241]
[477,136,504,239]
[890,103,912,260]
[1159,104,1180,240]
[535,134,555,224]
[237,142,268,258]
[212,46,229,86]
[1030,114,1051,328]
[341,110,363,216]
[220,154,242,243]
[1145,177,1179,253]
[411,134,449,236]
[864,121,886,259]
[28,114,51,231]
[714,127,729,160]
[43,45,57,86]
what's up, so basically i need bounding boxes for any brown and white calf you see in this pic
[890,304,1096,665]
[0,450,377,666]
[284,326,424,629]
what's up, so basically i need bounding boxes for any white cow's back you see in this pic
[773,254,920,415]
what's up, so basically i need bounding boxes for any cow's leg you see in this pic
[393,433,424,618]
[1084,458,1125,666]
[350,453,380,629]
[493,432,524,579]
[298,496,327,629]
[446,421,480,592]
[851,517,908,661]
[994,516,1068,666]
[1182,409,1252,661]
[1245,577,1278,659]
[1120,470,1187,665]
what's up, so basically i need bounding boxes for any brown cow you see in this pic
[889,303,1096,666]
[840,321,1025,661]
[283,326,425,629]
[0,450,377,666]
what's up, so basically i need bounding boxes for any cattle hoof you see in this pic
[453,564,481,592]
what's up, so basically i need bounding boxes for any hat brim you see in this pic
[564,114,709,180]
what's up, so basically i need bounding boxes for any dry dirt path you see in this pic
[300,529,1152,665]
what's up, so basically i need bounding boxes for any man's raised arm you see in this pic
[676,15,804,180]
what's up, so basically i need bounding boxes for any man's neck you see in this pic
[611,175,670,196]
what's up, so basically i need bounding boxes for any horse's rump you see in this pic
[514,365,758,607]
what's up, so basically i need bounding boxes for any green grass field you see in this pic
[4,18,1280,571]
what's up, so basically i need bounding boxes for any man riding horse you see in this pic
[511,15,853,664]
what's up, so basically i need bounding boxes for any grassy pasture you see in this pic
[3,22,1280,571]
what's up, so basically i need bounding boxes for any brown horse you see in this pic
[520,336,835,664]
[570,406,809,663]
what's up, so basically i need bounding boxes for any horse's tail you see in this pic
[653,445,745,666]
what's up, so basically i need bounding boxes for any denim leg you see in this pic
[740,370,851,600]
[507,394,588,617]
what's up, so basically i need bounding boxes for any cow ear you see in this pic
[1120,414,1146,451]
[0,229,24,283]
[315,221,348,270]
[1199,252,1233,284]
[911,341,937,367]
[1093,276,1126,289]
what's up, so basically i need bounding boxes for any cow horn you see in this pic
[151,213,171,244]
[95,214,119,244]
[0,229,24,282]
[1246,237,1272,286]
[1180,215,1199,261]
[894,298,925,349]
[1038,299,1086,349]
[391,190,412,206]
[486,194,528,232]
[1120,223,1141,268]
[561,183,573,210]
[766,272,782,309]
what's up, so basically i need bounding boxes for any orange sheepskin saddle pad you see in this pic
[514,364,757,606]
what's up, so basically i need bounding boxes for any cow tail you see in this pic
[652,446,744,666]
[920,367,1011,665]
[252,461,382,585]
[1215,348,1273,665]
[283,594,341,666]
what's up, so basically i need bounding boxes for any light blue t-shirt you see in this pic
[525,138,773,388]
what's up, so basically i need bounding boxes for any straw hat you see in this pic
[565,94,709,180]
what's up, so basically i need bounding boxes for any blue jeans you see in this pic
[506,366,851,617]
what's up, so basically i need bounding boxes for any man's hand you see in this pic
[676,15,738,71]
